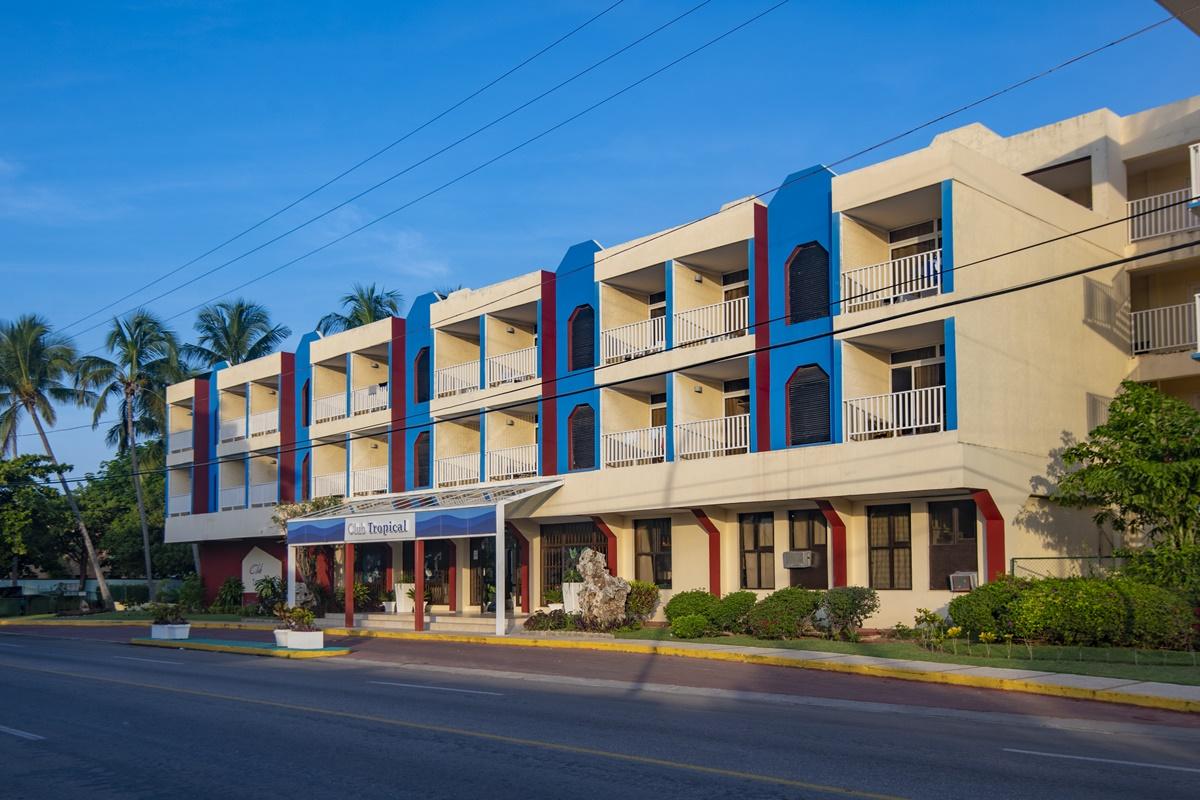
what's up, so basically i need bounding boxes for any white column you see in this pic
[495,507,506,637]
[286,546,297,606]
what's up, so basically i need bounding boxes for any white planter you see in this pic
[546,603,564,612]
[382,601,396,614]
[562,582,583,613]
[273,629,290,647]
[396,583,415,613]
[287,630,325,650]
[150,623,190,640]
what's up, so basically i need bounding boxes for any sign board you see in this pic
[286,505,497,545]
[242,546,282,588]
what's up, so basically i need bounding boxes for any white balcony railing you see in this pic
[436,453,481,487]
[603,425,667,468]
[1131,295,1199,354]
[219,486,246,511]
[1127,188,1199,242]
[351,383,389,416]
[675,414,750,460]
[168,428,192,453]
[843,386,945,442]
[674,296,749,347]
[219,416,245,443]
[435,361,480,398]
[486,346,537,386]
[313,393,346,424]
[841,249,941,314]
[601,317,666,364]
[487,443,538,481]
[249,409,278,438]
[312,472,347,499]
[167,493,191,517]
[351,465,389,496]
[250,482,277,507]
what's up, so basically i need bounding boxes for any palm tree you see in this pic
[77,311,181,601]
[317,283,403,334]
[182,298,291,368]
[0,315,113,609]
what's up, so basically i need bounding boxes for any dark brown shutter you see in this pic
[568,404,595,469]
[569,305,595,372]
[787,242,830,323]
[787,366,830,445]
[414,348,430,403]
[414,431,431,488]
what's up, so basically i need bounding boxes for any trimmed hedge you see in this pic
[745,587,822,639]
[670,613,710,639]
[664,589,717,624]
[707,590,757,633]
[1109,578,1195,649]
[624,580,661,623]
[947,576,1030,637]
[819,586,880,641]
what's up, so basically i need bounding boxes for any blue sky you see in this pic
[2,0,1197,477]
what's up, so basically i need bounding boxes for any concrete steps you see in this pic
[321,611,527,635]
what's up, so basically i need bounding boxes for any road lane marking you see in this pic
[0,643,24,647]
[0,724,45,741]
[113,656,180,665]
[0,660,902,800]
[369,680,503,696]
[1003,748,1200,774]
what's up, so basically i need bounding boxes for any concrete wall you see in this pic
[435,328,480,369]
[600,283,649,330]
[484,314,536,357]
[671,261,721,314]
[350,435,388,470]
[672,373,723,423]
[601,387,651,434]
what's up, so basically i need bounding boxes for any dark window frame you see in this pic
[413,430,431,489]
[567,403,595,471]
[739,512,775,590]
[413,347,430,404]
[567,304,595,373]
[785,365,830,447]
[868,504,912,590]
[928,499,978,590]
[634,517,672,589]
[784,241,830,325]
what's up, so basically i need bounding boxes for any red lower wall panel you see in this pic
[198,540,288,605]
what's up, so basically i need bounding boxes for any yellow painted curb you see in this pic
[6,617,1196,714]
[131,638,349,659]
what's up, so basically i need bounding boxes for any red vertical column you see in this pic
[539,271,558,476]
[278,352,296,503]
[343,543,355,628]
[389,317,407,492]
[447,540,457,613]
[752,204,771,452]
[414,539,425,632]
[971,489,1006,582]
[816,501,847,588]
[690,509,722,597]
[590,516,617,576]
[506,523,531,613]
[192,377,211,514]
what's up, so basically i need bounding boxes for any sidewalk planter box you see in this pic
[562,583,583,614]
[287,631,325,650]
[382,601,396,614]
[396,583,415,613]
[150,623,191,640]
[273,629,290,647]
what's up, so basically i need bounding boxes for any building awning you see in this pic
[286,479,561,547]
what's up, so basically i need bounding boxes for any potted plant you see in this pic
[272,602,291,647]
[286,606,324,650]
[149,603,190,640]
[381,588,396,614]
[562,549,584,613]
[543,587,564,611]
[395,571,415,613]
[406,585,434,614]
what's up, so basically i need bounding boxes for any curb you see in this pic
[131,637,350,659]
[4,618,1195,714]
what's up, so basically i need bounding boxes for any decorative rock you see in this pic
[577,548,629,628]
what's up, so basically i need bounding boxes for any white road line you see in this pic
[369,680,504,697]
[0,643,24,648]
[113,655,180,666]
[1003,748,1200,774]
[0,724,45,741]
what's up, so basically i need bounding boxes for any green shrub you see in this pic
[745,587,822,639]
[664,589,717,624]
[156,585,180,604]
[1118,544,1200,606]
[947,576,1031,638]
[1012,578,1125,646]
[254,576,285,613]
[707,590,757,633]
[1109,578,1195,649]
[177,575,203,610]
[819,586,880,641]
[209,577,244,613]
[112,584,150,605]
[625,581,661,622]
[670,613,710,639]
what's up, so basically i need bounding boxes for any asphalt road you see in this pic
[1,630,1198,799]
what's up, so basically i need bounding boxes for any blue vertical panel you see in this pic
[292,332,318,502]
[553,241,602,473]
[941,180,954,294]
[243,385,250,439]
[943,317,958,431]
[344,353,352,416]
[747,353,760,451]
[664,373,675,462]
[663,259,675,350]
[829,212,842,314]
[207,369,221,513]
[831,341,844,443]
[478,412,488,482]
[243,455,250,507]
[478,315,487,390]
[404,293,438,491]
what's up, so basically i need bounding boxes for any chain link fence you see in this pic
[1009,556,1123,580]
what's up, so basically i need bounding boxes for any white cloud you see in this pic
[302,204,452,283]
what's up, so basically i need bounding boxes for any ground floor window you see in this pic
[739,512,775,590]
[928,499,978,590]
[634,518,672,589]
[540,522,606,604]
[868,504,911,590]
[787,509,828,589]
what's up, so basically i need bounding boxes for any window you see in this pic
[868,504,911,590]
[787,510,828,589]
[648,291,667,320]
[540,522,607,603]
[888,218,941,261]
[301,380,311,427]
[568,305,595,372]
[929,500,978,590]
[739,512,775,590]
[567,404,595,470]
[301,454,311,501]
[649,392,667,428]
[786,366,830,446]
[635,518,672,589]
[786,242,830,324]
[722,269,750,302]
[414,348,430,404]
[413,431,431,488]
[724,378,750,417]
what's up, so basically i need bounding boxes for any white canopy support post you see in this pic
[495,506,506,637]
[286,545,297,606]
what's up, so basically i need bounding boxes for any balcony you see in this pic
[1131,295,1199,354]
[601,317,666,364]
[351,383,389,415]
[249,409,278,438]
[167,493,191,517]
[219,416,245,444]
[486,346,537,387]
[313,472,347,499]
[168,428,193,453]
[219,486,246,511]
[487,444,537,482]
[602,425,666,468]
[675,414,750,460]
[436,453,480,487]
[1127,188,1199,242]
[841,250,941,314]
[435,360,480,398]
[843,386,945,442]
[674,296,748,347]
[313,393,346,424]
[249,482,277,507]
[350,466,389,497]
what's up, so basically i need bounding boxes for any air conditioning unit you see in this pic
[948,571,978,593]
[782,550,815,569]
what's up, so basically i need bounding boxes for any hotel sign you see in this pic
[345,514,415,542]
[287,505,497,545]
